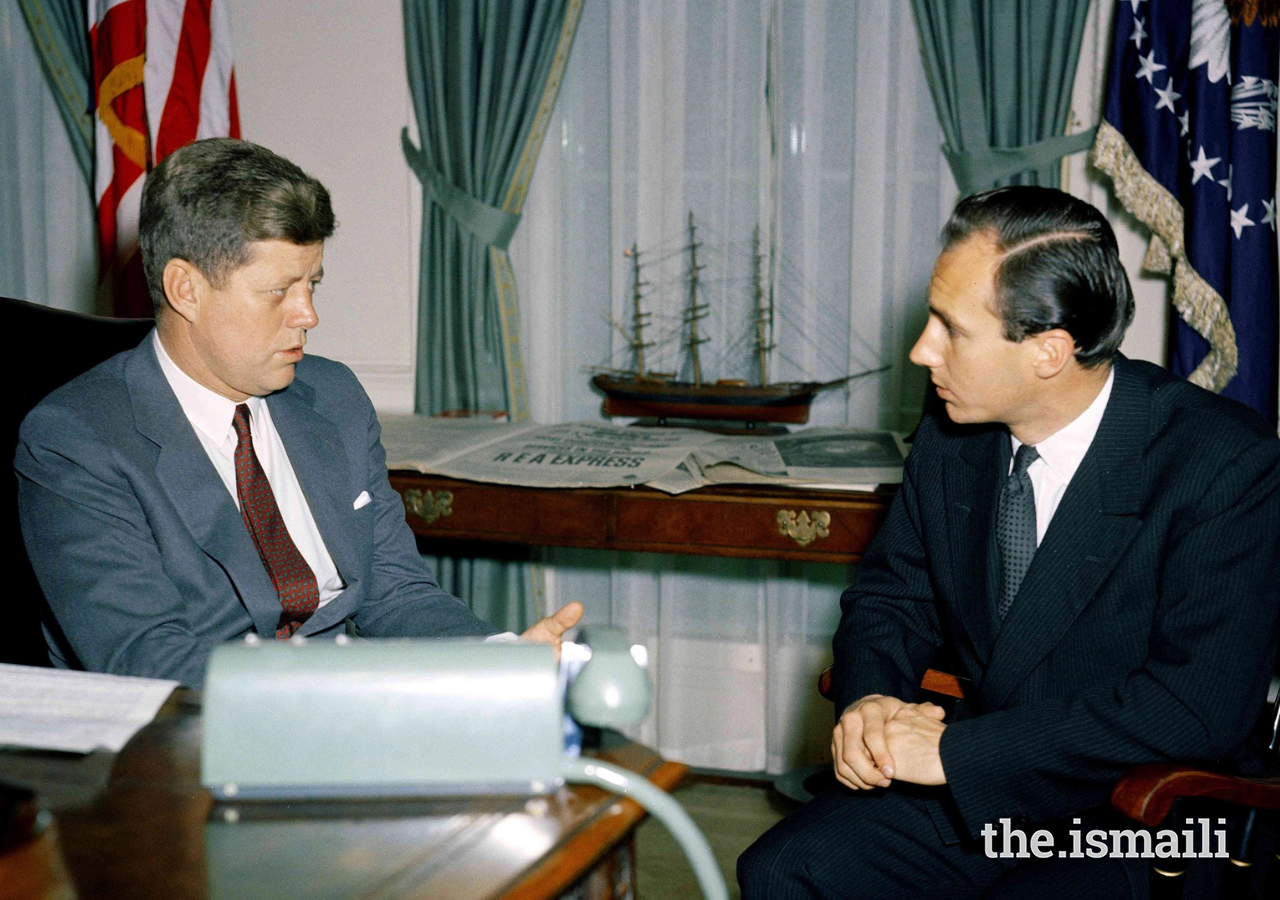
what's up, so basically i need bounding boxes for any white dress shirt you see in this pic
[1010,367,1114,546]
[153,333,346,608]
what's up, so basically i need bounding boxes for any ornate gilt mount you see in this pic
[403,489,454,525]
[776,510,831,548]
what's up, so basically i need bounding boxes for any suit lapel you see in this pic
[265,379,362,634]
[981,360,1148,708]
[126,340,283,637]
[944,428,1007,666]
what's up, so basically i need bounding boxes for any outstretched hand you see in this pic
[520,601,584,653]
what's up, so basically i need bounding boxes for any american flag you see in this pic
[90,0,240,318]
[1094,0,1279,423]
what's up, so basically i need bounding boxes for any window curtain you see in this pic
[508,0,946,773]
[0,0,97,313]
[401,0,583,631]
[912,0,1095,195]
[15,0,93,189]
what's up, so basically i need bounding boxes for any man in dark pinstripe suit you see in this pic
[739,187,1280,899]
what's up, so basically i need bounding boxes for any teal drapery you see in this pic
[402,0,582,631]
[402,0,581,417]
[17,0,92,189]
[911,0,1093,197]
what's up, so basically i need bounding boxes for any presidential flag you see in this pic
[91,0,240,318]
[1092,0,1279,423]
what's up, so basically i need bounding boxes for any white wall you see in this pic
[228,0,419,412]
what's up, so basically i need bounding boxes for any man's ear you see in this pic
[1031,328,1076,379]
[161,259,206,323]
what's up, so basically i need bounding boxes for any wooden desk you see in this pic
[389,473,895,566]
[0,694,687,900]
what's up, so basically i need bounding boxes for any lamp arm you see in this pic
[561,757,728,900]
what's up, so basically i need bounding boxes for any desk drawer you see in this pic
[390,473,893,564]
[611,492,886,562]
[390,475,610,542]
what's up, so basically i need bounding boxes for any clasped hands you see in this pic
[832,694,947,790]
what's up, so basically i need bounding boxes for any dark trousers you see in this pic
[737,785,1146,900]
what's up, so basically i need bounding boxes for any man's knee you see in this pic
[738,786,1009,899]
[737,825,791,898]
[738,812,826,900]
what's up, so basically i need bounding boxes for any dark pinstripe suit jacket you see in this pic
[830,354,1280,843]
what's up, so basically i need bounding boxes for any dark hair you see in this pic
[941,186,1134,368]
[139,138,336,312]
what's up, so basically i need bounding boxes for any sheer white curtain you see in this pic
[0,2,97,313]
[510,0,945,773]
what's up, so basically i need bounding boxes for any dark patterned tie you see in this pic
[232,404,319,639]
[996,443,1040,620]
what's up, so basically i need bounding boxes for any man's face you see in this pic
[908,233,1040,426]
[185,240,324,401]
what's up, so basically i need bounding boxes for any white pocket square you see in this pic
[353,490,372,510]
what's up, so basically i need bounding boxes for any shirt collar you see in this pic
[1011,366,1114,484]
[153,331,263,450]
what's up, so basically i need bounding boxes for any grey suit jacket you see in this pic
[16,333,494,687]
[831,355,1280,842]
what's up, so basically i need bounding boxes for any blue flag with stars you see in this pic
[1097,0,1278,422]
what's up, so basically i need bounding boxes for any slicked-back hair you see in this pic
[941,186,1134,368]
[139,138,336,313]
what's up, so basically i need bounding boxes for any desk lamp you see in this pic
[202,629,727,900]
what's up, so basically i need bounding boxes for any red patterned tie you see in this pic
[232,404,319,639]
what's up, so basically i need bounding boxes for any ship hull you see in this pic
[591,373,824,424]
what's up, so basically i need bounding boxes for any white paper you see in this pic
[0,664,178,753]
[645,458,709,495]
[377,415,905,494]
[691,436,788,476]
[378,416,539,473]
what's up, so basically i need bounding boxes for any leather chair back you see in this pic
[2,297,154,666]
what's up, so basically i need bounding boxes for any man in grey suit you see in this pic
[16,138,580,688]
[739,187,1280,897]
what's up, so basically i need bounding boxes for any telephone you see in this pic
[201,628,727,899]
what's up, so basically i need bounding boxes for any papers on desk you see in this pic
[381,418,712,488]
[0,664,177,753]
[379,417,906,495]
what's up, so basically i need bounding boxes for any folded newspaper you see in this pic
[379,417,905,495]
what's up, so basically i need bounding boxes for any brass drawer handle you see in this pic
[776,510,831,547]
[404,489,454,525]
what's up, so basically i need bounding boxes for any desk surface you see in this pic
[390,473,895,565]
[0,693,687,900]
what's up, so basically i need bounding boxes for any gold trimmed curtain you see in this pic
[401,0,581,630]
[16,0,93,189]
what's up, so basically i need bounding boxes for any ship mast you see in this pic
[683,211,710,386]
[623,244,653,377]
[752,224,775,386]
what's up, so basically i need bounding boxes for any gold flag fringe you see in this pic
[1226,0,1280,28]
[1091,120,1238,392]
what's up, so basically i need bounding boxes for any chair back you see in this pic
[1,297,154,666]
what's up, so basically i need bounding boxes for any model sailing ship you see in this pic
[592,212,882,425]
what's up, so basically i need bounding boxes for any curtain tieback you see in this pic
[943,127,1098,196]
[401,128,521,250]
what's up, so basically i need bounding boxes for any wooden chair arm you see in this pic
[1110,762,1280,828]
[817,666,966,702]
